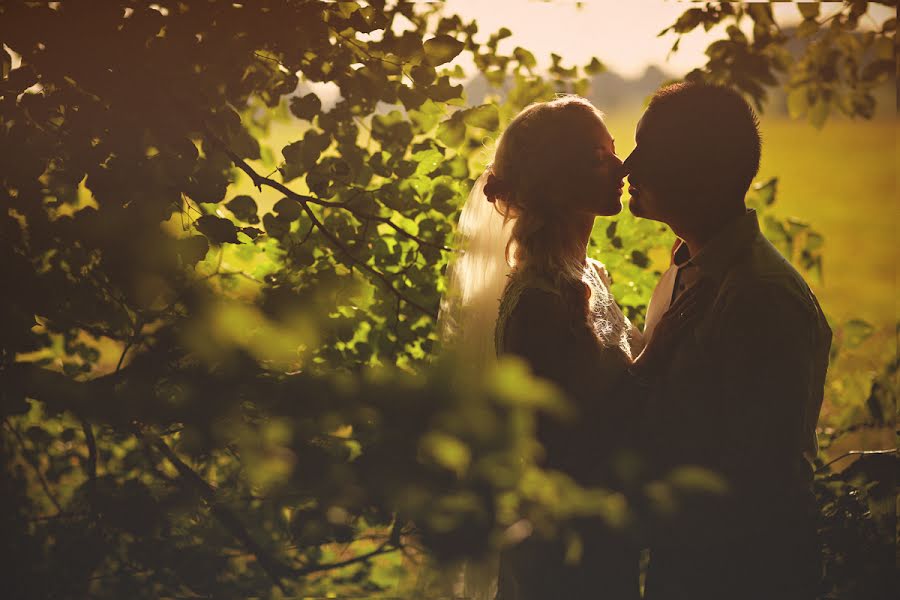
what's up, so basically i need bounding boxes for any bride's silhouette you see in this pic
[441,95,703,600]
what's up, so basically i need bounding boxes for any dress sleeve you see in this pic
[501,286,601,395]
[501,285,635,482]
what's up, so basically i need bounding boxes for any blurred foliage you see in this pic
[0,1,895,598]
[660,1,897,127]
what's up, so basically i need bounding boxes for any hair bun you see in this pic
[483,172,507,203]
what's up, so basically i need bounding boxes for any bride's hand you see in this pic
[631,278,714,376]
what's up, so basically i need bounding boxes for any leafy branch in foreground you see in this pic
[661,1,896,127]
[1,0,895,597]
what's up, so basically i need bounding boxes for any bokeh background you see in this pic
[2,2,896,598]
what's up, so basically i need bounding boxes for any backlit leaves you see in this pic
[225,195,260,224]
[195,215,240,244]
[290,93,323,120]
[423,34,465,66]
[1,1,893,598]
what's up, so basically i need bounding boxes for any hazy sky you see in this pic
[443,0,892,78]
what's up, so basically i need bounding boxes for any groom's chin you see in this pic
[601,197,623,216]
[627,198,644,218]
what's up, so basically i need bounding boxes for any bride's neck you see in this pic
[515,215,592,277]
[571,214,594,255]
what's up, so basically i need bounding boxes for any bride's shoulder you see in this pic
[504,267,559,297]
[586,257,612,287]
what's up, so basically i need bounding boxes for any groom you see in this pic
[623,83,832,600]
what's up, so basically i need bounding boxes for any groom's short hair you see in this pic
[640,82,761,201]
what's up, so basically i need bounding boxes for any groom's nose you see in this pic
[622,150,635,174]
[622,148,644,180]
[612,157,627,181]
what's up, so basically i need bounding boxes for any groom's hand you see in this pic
[632,279,714,375]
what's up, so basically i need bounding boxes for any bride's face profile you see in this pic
[565,113,624,217]
[489,97,623,220]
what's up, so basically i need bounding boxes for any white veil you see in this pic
[427,170,514,600]
[438,170,515,367]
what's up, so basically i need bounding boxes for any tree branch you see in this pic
[133,426,293,590]
[201,125,439,319]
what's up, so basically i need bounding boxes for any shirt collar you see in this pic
[671,209,761,279]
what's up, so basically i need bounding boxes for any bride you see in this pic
[439,95,700,599]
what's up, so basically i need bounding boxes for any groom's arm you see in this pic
[711,281,819,489]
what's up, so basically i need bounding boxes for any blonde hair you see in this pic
[484,95,604,284]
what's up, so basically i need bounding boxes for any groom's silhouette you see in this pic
[624,83,831,600]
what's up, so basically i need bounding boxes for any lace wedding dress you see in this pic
[491,259,645,600]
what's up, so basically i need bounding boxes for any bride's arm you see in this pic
[502,287,585,386]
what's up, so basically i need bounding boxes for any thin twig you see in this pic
[294,540,398,576]
[3,418,64,514]
[81,418,97,488]
[817,448,897,473]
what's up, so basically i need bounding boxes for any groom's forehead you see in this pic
[635,111,678,149]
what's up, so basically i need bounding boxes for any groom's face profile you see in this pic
[623,114,669,223]
[623,83,763,229]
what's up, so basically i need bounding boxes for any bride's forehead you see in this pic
[572,113,612,145]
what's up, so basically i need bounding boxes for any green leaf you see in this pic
[413,148,443,176]
[874,37,894,60]
[225,195,260,224]
[513,47,536,69]
[398,84,428,111]
[274,197,302,221]
[408,100,443,134]
[809,96,829,129]
[240,226,263,240]
[751,177,778,206]
[411,64,436,86]
[427,75,464,102]
[371,110,414,150]
[437,115,466,148]
[843,319,874,349]
[281,130,330,181]
[195,215,239,244]
[419,432,470,476]
[262,212,290,239]
[787,87,809,119]
[630,250,650,269]
[1,47,11,80]
[671,8,705,34]
[584,57,605,75]
[797,18,819,37]
[461,104,499,131]
[797,3,820,20]
[335,1,358,18]
[289,93,322,120]
[726,25,747,44]
[423,34,465,66]
[176,235,210,266]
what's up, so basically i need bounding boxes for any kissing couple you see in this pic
[440,83,832,600]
